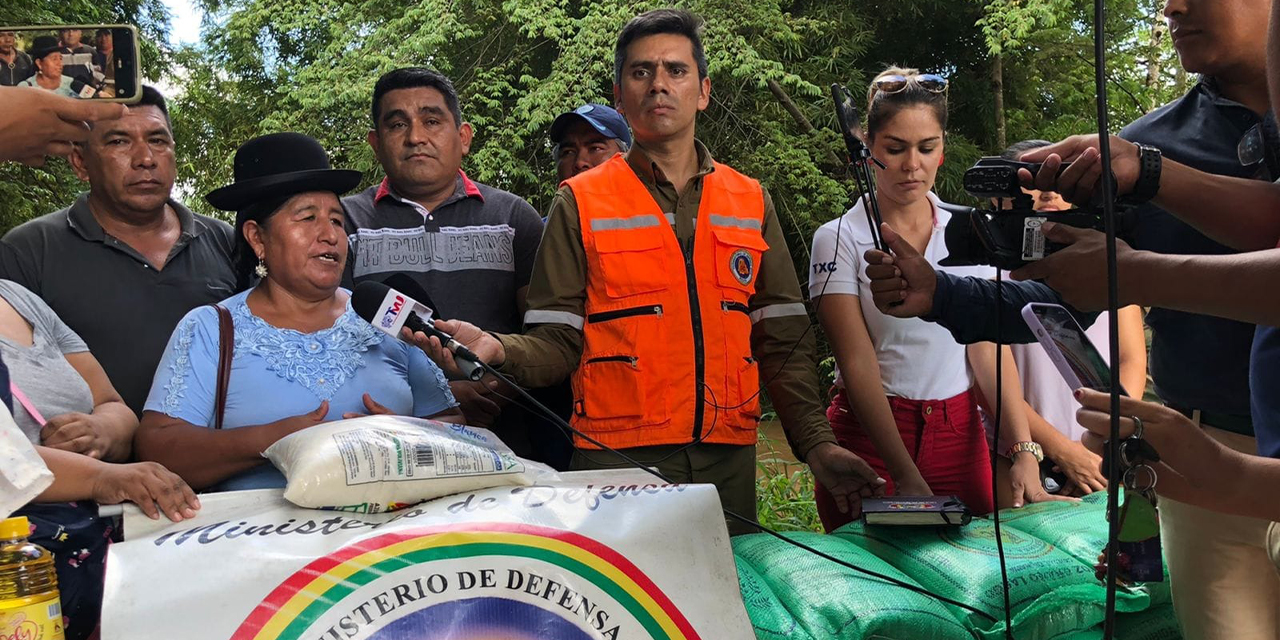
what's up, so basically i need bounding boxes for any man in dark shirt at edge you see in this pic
[866,0,1280,636]
[0,87,236,417]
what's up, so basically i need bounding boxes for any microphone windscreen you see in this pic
[383,273,435,312]
[71,78,96,99]
[351,280,394,324]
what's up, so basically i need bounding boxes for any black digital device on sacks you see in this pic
[861,497,972,527]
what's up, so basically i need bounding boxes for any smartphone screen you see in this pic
[1022,303,1123,395]
[0,25,140,102]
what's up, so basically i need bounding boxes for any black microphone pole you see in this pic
[1089,0,1124,635]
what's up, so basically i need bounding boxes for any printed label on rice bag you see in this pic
[333,428,524,486]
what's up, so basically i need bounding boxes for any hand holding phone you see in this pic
[0,87,126,164]
[1021,303,1125,395]
[0,25,141,102]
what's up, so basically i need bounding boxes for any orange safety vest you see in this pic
[566,154,768,450]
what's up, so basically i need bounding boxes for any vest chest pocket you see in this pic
[711,226,769,297]
[574,304,668,428]
[591,226,671,299]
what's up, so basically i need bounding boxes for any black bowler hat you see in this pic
[205,132,362,212]
[28,36,61,62]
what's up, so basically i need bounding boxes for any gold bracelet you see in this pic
[1004,441,1044,463]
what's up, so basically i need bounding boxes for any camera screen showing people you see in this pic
[0,26,137,100]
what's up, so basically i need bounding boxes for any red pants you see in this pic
[815,389,993,532]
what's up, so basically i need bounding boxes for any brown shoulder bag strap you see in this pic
[210,304,234,430]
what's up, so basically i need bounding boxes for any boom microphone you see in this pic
[350,280,484,381]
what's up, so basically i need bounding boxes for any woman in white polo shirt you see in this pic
[808,66,1061,532]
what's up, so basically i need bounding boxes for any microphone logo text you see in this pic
[380,295,405,328]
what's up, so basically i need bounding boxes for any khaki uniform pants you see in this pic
[1160,420,1280,640]
[570,443,758,536]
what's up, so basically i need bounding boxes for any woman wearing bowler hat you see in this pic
[18,36,78,97]
[135,133,461,492]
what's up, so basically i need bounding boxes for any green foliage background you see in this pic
[7,0,1190,529]
[7,0,1189,256]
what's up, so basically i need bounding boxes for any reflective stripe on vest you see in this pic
[565,154,767,450]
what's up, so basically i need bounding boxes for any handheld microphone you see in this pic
[382,273,445,318]
[350,280,485,381]
[70,77,99,99]
[381,274,490,384]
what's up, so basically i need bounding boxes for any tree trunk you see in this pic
[1145,13,1167,110]
[992,53,1006,151]
[766,78,844,167]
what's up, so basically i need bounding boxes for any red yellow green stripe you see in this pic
[230,522,700,640]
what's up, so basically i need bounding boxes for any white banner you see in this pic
[102,473,753,640]
[0,401,52,519]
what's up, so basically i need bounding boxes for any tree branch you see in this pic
[766,78,844,167]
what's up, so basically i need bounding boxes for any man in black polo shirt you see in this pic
[0,86,236,417]
[1043,4,1278,636]
[344,67,546,458]
[1114,8,1280,632]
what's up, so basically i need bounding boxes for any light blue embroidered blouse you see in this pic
[143,288,457,491]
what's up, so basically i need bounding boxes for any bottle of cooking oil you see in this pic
[0,516,64,639]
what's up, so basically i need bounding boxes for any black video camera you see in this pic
[939,157,1126,271]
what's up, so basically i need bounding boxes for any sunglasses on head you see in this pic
[872,73,948,95]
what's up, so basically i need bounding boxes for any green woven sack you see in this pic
[1115,606,1182,640]
[733,554,813,640]
[1048,627,1104,639]
[833,518,1150,639]
[1081,491,1109,507]
[733,532,973,639]
[1002,497,1171,606]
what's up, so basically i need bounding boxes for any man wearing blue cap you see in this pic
[550,103,631,181]
[522,103,633,469]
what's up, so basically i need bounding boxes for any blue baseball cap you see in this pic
[550,104,632,147]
